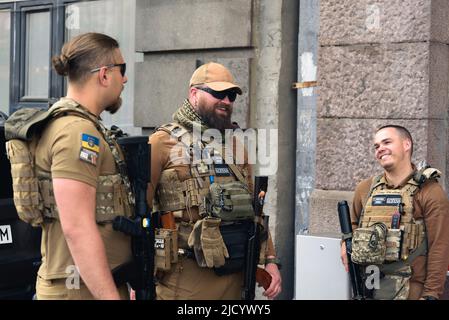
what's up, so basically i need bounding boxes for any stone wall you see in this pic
[310,0,449,234]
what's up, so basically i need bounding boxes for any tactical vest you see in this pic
[352,167,441,299]
[153,122,255,274]
[153,122,253,222]
[4,98,134,227]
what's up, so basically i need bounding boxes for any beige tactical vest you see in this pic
[153,122,252,220]
[358,168,441,262]
[5,98,134,226]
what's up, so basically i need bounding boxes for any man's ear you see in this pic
[98,67,109,86]
[189,87,199,106]
[403,139,412,153]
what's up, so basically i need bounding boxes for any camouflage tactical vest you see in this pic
[351,167,441,299]
[153,122,253,222]
[4,98,134,226]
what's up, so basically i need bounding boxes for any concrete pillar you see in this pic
[311,0,449,234]
[134,0,298,299]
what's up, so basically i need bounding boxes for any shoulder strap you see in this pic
[4,108,52,141]
[227,163,247,185]
[156,122,190,140]
[357,174,383,227]
[412,167,441,186]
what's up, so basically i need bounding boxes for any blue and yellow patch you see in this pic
[81,134,100,153]
[79,133,99,166]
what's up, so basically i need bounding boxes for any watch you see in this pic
[265,257,282,270]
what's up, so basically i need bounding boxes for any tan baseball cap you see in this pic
[189,62,242,94]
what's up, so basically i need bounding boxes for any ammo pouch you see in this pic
[205,182,254,221]
[154,228,178,271]
[370,265,412,300]
[214,220,253,276]
[6,139,43,227]
[351,222,388,265]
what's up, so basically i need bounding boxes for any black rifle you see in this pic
[113,136,155,300]
[242,176,269,300]
[338,200,364,300]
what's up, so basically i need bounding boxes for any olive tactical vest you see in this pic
[4,98,134,226]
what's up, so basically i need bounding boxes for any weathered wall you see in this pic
[311,0,449,234]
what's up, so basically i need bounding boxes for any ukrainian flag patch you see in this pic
[81,134,100,153]
[79,134,99,166]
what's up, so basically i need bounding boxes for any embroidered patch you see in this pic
[372,194,402,206]
[79,148,98,166]
[81,133,100,153]
[214,164,231,176]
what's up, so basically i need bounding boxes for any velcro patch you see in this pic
[81,133,100,153]
[79,148,98,166]
[214,164,231,176]
[155,238,165,249]
[372,194,402,206]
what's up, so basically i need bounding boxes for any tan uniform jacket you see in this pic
[351,174,449,299]
[147,128,276,258]
[35,102,131,280]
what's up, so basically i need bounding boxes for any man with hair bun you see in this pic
[23,32,131,299]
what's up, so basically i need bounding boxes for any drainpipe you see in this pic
[295,1,319,237]
[294,0,319,299]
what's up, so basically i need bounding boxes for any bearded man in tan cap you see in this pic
[147,62,282,299]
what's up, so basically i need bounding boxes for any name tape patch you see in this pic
[372,194,402,206]
[214,164,231,176]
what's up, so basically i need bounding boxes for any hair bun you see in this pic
[52,54,69,76]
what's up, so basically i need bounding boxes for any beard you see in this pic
[196,103,233,132]
[105,96,122,114]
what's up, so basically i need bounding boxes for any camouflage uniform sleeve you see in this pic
[49,118,103,187]
[417,181,449,298]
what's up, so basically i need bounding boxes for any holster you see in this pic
[214,220,252,276]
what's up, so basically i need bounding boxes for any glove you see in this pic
[188,219,207,267]
[200,217,229,268]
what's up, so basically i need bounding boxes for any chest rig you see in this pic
[358,168,440,262]
[153,122,253,222]
[152,122,256,274]
[352,167,441,299]
[5,98,134,226]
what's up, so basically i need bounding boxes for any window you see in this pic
[23,10,51,100]
[0,9,11,115]
[1,0,138,133]
[64,0,138,134]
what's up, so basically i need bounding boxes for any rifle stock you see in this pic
[113,136,155,300]
[337,200,364,300]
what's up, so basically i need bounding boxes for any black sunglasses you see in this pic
[197,87,238,102]
[90,63,126,77]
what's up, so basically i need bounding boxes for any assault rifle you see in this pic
[242,176,270,300]
[338,200,364,300]
[113,136,155,300]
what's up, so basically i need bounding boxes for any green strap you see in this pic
[380,238,428,274]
